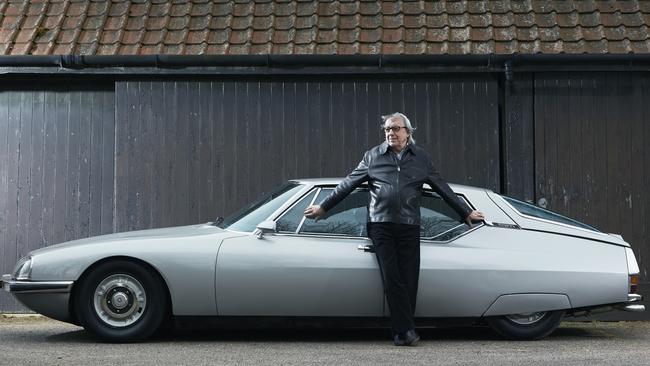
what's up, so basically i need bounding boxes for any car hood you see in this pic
[29,223,230,256]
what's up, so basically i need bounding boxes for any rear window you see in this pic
[501,196,601,232]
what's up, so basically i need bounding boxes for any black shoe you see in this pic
[402,329,420,346]
[393,334,406,346]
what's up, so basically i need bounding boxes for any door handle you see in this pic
[357,244,375,253]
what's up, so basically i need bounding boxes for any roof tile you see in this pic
[360,14,381,29]
[35,29,56,43]
[492,13,514,27]
[104,16,126,31]
[293,43,315,54]
[621,12,644,26]
[206,43,228,54]
[447,41,470,54]
[403,1,424,15]
[533,12,556,27]
[630,39,650,52]
[601,12,623,26]
[531,2,554,14]
[10,42,32,55]
[15,28,35,43]
[140,44,163,55]
[561,39,586,53]
[232,2,253,17]
[574,0,598,13]
[317,28,336,43]
[164,29,188,44]
[150,3,171,17]
[119,44,140,55]
[100,30,121,45]
[360,42,380,54]
[295,15,317,29]
[190,3,212,16]
[207,29,230,44]
[487,1,511,14]
[228,44,251,54]
[84,16,106,30]
[445,1,467,15]
[617,1,640,13]
[96,43,119,55]
[168,16,189,30]
[251,29,272,44]
[189,16,211,30]
[340,2,359,16]
[316,42,337,53]
[448,27,470,42]
[517,26,538,41]
[538,26,561,41]
[88,2,109,16]
[122,30,144,45]
[383,14,404,29]
[383,27,403,43]
[108,2,129,17]
[211,2,233,16]
[381,1,400,16]
[539,40,564,53]
[43,15,63,29]
[494,40,517,53]
[141,31,163,45]
[274,15,295,30]
[338,28,359,43]
[604,25,627,40]
[210,16,232,30]
[359,1,380,15]
[186,29,208,44]
[337,42,359,54]
[424,1,445,15]
[252,15,273,30]
[578,12,601,27]
[558,26,582,41]
[5,3,25,17]
[78,29,100,44]
[254,2,273,17]
[403,28,425,42]
[271,43,293,53]
[27,2,47,16]
[339,14,359,29]
[607,39,632,53]
[426,27,448,42]
[582,26,605,40]
[358,27,381,43]
[295,28,315,44]
[426,42,447,54]
[62,16,84,30]
[229,28,252,44]
[273,2,295,17]
[52,43,74,54]
[448,13,470,28]
[469,14,491,28]
[467,1,488,14]
[518,40,541,53]
[471,27,493,41]
[318,15,338,30]
[21,15,41,29]
[231,15,252,30]
[162,44,184,54]
[0,28,12,43]
[296,1,316,16]
[129,3,149,17]
[171,2,191,17]
[31,42,52,55]
[471,40,493,53]
[557,12,579,27]
[46,3,66,16]
[2,16,20,30]
[514,12,535,27]
[627,25,649,41]
[146,17,167,30]
[126,17,145,31]
[510,1,532,13]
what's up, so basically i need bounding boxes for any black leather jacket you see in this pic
[319,142,472,225]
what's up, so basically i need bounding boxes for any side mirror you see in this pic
[254,220,276,239]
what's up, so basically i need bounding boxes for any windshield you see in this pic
[501,195,601,232]
[218,182,304,232]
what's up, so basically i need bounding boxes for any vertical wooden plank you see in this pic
[340,81,355,172]
[53,92,68,243]
[149,82,164,228]
[113,82,129,232]
[366,81,381,149]
[0,90,12,310]
[221,81,236,215]
[177,81,190,224]
[591,74,608,231]
[77,89,92,238]
[187,81,201,224]
[89,91,103,236]
[5,91,21,285]
[159,81,175,227]
[197,81,212,222]
[211,81,225,216]
[100,88,115,235]
[139,81,153,229]
[16,91,32,261]
[282,82,297,184]
[605,72,622,232]
[270,81,285,181]
[28,91,45,251]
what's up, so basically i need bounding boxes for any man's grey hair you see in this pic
[382,112,416,144]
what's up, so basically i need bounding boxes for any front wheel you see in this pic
[74,260,168,342]
[486,310,564,340]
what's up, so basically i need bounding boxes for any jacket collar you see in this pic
[379,141,416,155]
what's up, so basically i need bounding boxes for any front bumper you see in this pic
[1,274,74,322]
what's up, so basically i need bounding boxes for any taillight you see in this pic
[630,275,639,294]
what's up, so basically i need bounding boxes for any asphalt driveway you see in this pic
[1,316,649,366]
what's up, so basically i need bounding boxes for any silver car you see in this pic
[2,179,644,342]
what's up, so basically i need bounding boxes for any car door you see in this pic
[216,187,384,317]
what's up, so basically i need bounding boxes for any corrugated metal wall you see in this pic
[0,83,115,311]
[534,72,649,286]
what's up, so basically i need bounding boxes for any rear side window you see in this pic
[501,196,600,232]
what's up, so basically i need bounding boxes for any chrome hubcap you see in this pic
[505,312,546,325]
[93,274,146,327]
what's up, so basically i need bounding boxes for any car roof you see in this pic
[289,178,492,194]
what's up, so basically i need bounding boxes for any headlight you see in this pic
[13,256,32,280]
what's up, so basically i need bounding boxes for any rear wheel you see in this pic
[74,260,167,342]
[486,310,564,340]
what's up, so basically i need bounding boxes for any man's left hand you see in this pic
[465,210,485,227]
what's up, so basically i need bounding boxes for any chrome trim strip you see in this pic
[2,275,73,294]
[496,195,608,236]
[295,188,321,234]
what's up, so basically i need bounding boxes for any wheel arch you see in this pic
[69,256,173,324]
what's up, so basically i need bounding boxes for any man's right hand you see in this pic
[304,205,325,221]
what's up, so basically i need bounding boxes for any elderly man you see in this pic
[304,112,485,346]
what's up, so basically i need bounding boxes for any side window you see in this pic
[420,192,472,241]
[276,190,317,233]
[300,188,369,237]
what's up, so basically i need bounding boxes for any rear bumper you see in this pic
[615,294,645,312]
[1,274,74,323]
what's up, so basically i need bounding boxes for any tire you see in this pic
[486,310,564,340]
[74,260,168,342]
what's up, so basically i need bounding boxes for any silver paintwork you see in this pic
[1,178,643,326]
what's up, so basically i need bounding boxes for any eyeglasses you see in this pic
[382,126,407,133]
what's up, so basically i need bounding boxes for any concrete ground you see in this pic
[1,316,649,366]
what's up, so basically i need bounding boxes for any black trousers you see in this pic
[367,222,421,335]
